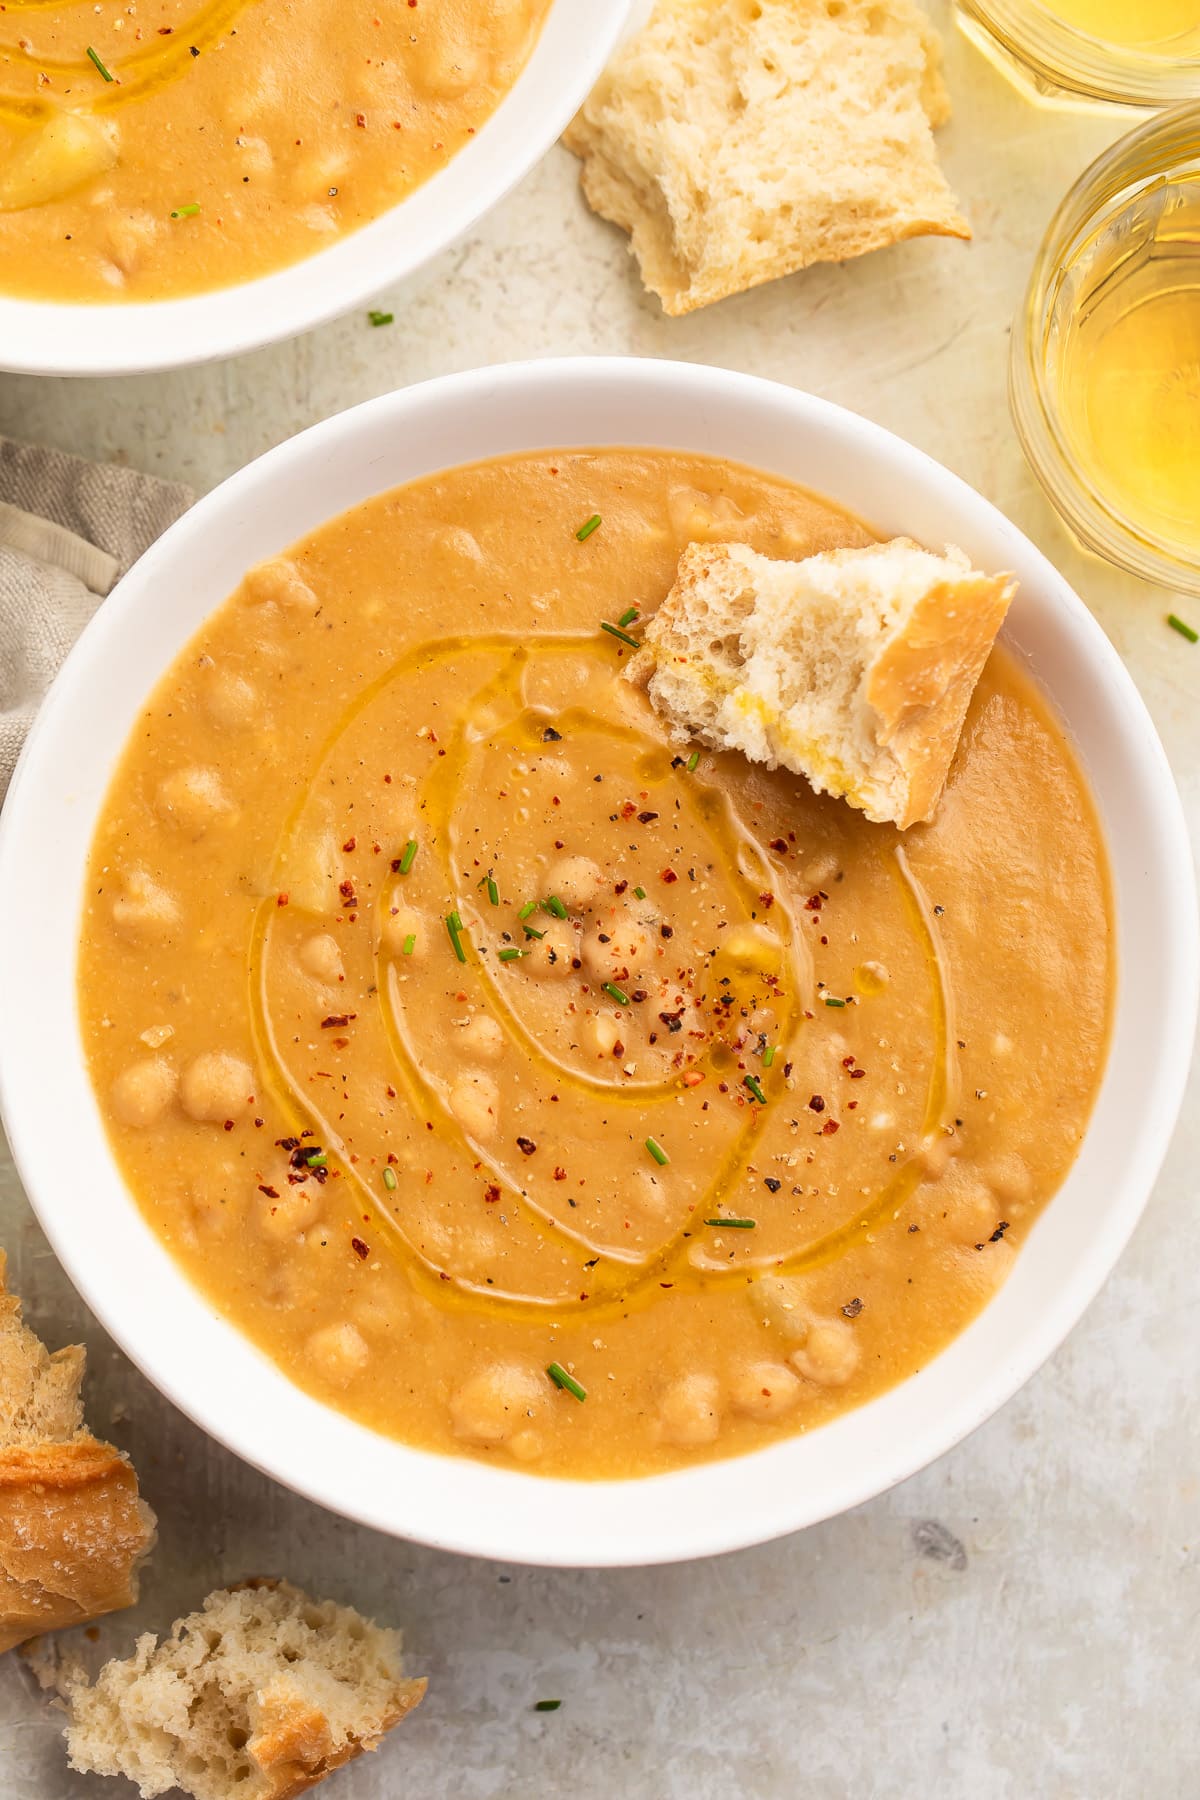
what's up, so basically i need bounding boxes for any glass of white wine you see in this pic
[1012,103,1200,593]
[955,0,1200,107]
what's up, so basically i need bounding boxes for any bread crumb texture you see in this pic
[65,1578,426,1800]
[563,0,969,314]
[627,538,1014,828]
[0,1252,156,1654]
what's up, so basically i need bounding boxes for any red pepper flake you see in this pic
[258,1184,279,1199]
[276,892,289,907]
[223,1119,234,1132]
[484,1184,501,1203]
[849,1068,866,1079]
[342,836,357,852]
[621,801,637,820]
[516,1136,537,1155]
[808,1095,825,1112]
[321,1013,355,1029]
[822,1119,840,1135]
[805,893,823,912]
[338,880,358,907]
[768,838,788,854]
[758,892,775,909]
[661,868,678,884]
[553,1167,567,1181]
[355,111,366,127]
[614,880,628,896]
[351,1237,370,1259]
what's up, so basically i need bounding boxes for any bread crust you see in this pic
[0,1254,156,1654]
[248,1675,428,1800]
[564,0,969,316]
[0,1439,157,1654]
[628,538,1014,829]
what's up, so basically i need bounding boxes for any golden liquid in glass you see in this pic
[1053,175,1200,556]
[1035,0,1200,50]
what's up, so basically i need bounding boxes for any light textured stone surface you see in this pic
[1,8,1197,1795]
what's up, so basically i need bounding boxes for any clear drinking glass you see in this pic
[955,0,1200,108]
[1011,103,1200,594]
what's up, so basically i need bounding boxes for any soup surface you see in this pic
[0,0,550,303]
[79,451,1113,1479]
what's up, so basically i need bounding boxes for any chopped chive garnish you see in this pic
[547,1360,587,1401]
[382,1166,397,1191]
[645,1136,669,1166]
[543,894,568,919]
[399,839,418,875]
[600,621,640,648]
[498,946,529,961]
[487,877,499,906]
[401,933,416,956]
[1168,612,1198,643]
[823,995,847,1008]
[618,606,639,627]
[524,924,546,940]
[603,981,630,1005]
[633,886,646,900]
[534,1699,562,1712]
[445,911,467,962]
[704,1216,756,1230]
[368,309,394,327]
[761,1044,776,1067]
[86,45,115,81]
[575,514,602,542]
[743,1073,768,1105]
[170,202,201,220]
[305,1151,328,1167]
[519,900,538,920]
[686,750,700,772]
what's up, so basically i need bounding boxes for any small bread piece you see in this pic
[563,0,970,316]
[627,539,1015,828]
[0,1253,156,1654]
[64,1578,426,1800]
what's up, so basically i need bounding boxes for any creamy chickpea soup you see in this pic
[79,452,1113,1478]
[0,0,550,302]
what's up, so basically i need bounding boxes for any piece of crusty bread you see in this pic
[0,1252,156,1655]
[64,1578,426,1800]
[563,0,970,315]
[627,538,1015,828]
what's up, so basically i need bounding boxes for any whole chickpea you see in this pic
[791,1319,860,1388]
[450,1363,544,1445]
[729,1360,803,1419]
[110,1057,176,1128]
[180,1052,255,1124]
[658,1373,722,1446]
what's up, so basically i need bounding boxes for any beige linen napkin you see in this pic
[0,435,192,802]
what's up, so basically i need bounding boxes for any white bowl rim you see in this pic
[0,0,631,378]
[0,356,1195,1567]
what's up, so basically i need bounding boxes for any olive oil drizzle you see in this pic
[0,0,256,122]
[248,631,952,1323]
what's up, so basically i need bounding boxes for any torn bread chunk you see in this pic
[0,1252,156,1655]
[563,0,969,316]
[626,539,1015,828]
[64,1578,426,1800]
